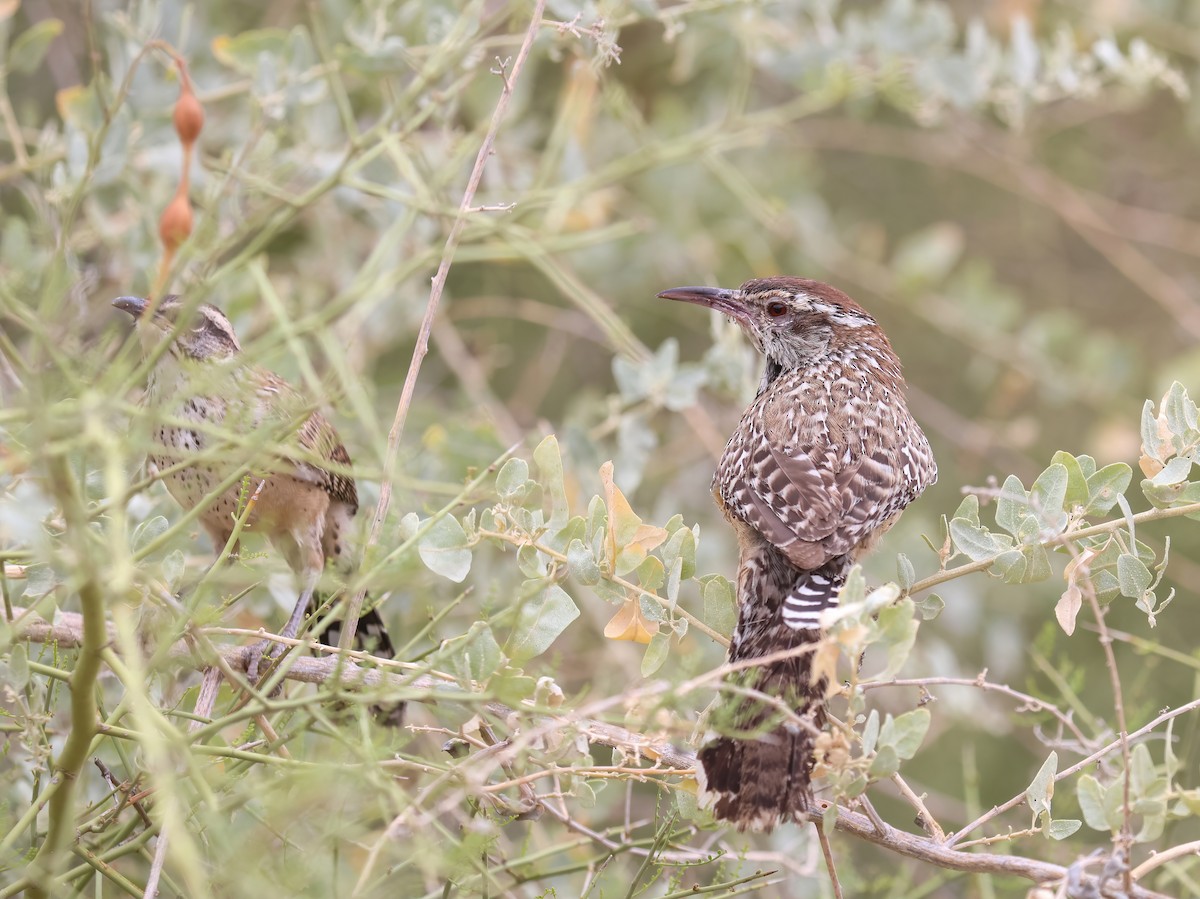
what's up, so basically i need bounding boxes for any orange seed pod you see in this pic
[173,83,204,145]
[159,189,193,251]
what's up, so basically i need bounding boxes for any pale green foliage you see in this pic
[3,1,1200,897]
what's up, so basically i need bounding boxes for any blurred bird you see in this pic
[115,294,402,722]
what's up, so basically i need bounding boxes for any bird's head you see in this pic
[658,277,883,371]
[113,295,241,362]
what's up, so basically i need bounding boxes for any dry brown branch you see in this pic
[9,603,1181,898]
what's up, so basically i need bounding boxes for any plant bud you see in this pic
[159,190,193,251]
[173,85,204,145]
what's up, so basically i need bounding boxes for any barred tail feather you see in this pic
[313,595,405,727]
[698,561,844,831]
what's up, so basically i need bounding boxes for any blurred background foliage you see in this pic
[3,0,1200,896]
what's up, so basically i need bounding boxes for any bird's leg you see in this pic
[246,567,321,683]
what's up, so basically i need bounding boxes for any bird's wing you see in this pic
[717,384,931,569]
[251,371,359,511]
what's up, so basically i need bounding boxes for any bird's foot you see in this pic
[245,637,285,692]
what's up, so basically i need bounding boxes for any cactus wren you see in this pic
[659,277,936,830]
[114,295,399,718]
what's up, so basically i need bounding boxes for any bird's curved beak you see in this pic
[657,286,752,328]
[113,296,149,318]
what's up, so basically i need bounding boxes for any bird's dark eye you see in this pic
[766,301,788,317]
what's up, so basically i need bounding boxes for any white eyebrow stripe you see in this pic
[811,301,875,327]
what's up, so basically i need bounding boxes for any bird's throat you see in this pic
[757,357,784,396]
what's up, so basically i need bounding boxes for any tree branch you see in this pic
[10,604,1182,898]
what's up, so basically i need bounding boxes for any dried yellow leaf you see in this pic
[603,599,658,644]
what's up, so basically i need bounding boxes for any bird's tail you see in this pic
[312,594,405,727]
[698,563,845,831]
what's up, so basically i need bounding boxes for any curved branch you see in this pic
[909,500,1200,596]
[9,604,1181,898]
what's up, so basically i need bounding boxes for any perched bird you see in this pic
[114,295,400,719]
[659,277,936,830]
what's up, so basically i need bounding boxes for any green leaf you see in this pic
[162,549,186,591]
[1135,808,1166,843]
[1048,819,1082,840]
[638,593,664,623]
[417,515,472,583]
[951,493,980,526]
[1052,451,1090,507]
[879,708,931,760]
[506,583,579,661]
[896,553,915,591]
[1141,399,1165,463]
[1030,463,1069,532]
[995,475,1028,535]
[640,631,671,677]
[1148,456,1192,487]
[8,643,27,688]
[132,515,170,552]
[517,544,546,579]
[840,566,867,604]
[992,548,1027,583]
[1075,454,1099,478]
[585,494,607,542]
[495,457,529,499]
[1117,553,1152,599]
[1077,775,1110,831]
[949,518,1005,562]
[869,744,899,778]
[1130,743,1156,796]
[917,593,944,620]
[1023,543,1052,583]
[534,435,569,532]
[702,575,736,636]
[875,599,918,679]
[458,622,502,683]
[9,18,63,74]
[665,556,683,604]
[493,670,537,705]
[1025,751,1058,821]
[398,511,420,540]
[662,526,696,581]
[1084,463,1132,515]
[637,555,665,591]
[1163,381,1196,445]
[861,709,880,755]
[567,539,601,586]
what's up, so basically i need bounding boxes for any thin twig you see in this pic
[143,667,220,898]
[7,605,1187,899]
[860,675,1092,752]
[1130,840,1200,881]
[890,774,946,842]
[909,500,1200,596]
[1073,543,1134,895]
[339,0,548,651]
[815,819,844,899]
[948,696,1200,847]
